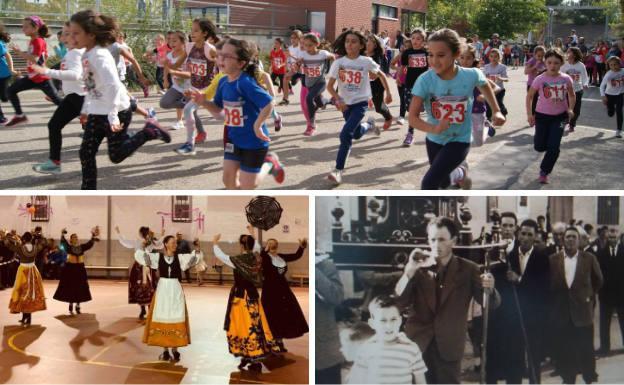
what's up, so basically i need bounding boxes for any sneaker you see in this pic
[5,115,28,127]
[278,99,290,106]
[274,115,282,132]
[568,125,575,133]
[147,107,157,120]
[456,163,472,190]
[264,152,285,184]
[170,120,184,131]
[158,89,166,96]
[616,131,622,139]
[175,142,196,155]
[0,117,7,125]
[143,120,171,143]
[397,117,405,125]
[327,169,343,185]
[538,173,549,184]
[303,125,315,136]
[383,118,392,131]
[195,131,207,144]
[486,120,496,137]
[33,160,61,175]
[402,132,414,147]
[369,117,380,136]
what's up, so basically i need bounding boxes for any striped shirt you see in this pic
[347,332,427,384]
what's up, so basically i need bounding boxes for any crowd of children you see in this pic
[0,13,621,189]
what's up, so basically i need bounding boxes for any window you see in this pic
[372,4,398,19]
[597,197,619,225]
[31,196,50,222]
[172,196,192,223]
[185,6,227,25]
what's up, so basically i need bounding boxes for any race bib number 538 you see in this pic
[224,105,244,127]
[431,98,468,124]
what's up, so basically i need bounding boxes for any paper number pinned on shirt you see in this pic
[189,59,207,77]
[338,69,363,85]
[409,55,427,68]
[432,100,468,124]
[304,64,322,77]
[224,105,244,127]
[611,77,624,88]
[543,84,567,102]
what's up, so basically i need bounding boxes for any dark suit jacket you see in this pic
[508,245,550,324]
[315,259,345,370]
[549,251,603,328]
[596,243,624,305]
[398,255,500,361]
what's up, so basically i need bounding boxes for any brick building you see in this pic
[180,0,427,41]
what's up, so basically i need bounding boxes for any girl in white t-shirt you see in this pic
[561,47,588,132]
[160,31,189,131]
[325,29,392,185]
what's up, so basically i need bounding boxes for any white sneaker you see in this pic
[158,90,166,96]
[369,117,380,136]
[170,120,184,130]
[397,117,405,125]
[328,169,343,185]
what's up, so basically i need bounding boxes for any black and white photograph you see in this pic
[315,196,624,384]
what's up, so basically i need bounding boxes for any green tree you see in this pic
[472,0,548,40]
[426,0,480,35]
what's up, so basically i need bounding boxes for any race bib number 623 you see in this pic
[431,99,467,124]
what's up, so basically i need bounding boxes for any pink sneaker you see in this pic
[303,125,315,136]
[383,118,393,130]
[538,174,549,184]
[264,152,285,184]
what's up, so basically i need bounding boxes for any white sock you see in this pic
[449,167,465,185]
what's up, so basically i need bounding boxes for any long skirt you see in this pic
[128,261,158,305]
[262,284,309,339]
[9,263,47,314]
[53,262,92,303]
[226,292,282,359]
[142,278,190,347]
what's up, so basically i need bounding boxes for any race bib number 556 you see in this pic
[431,97,468,124]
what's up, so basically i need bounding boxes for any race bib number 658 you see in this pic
[224,105,244,127]
[431,98,468,124]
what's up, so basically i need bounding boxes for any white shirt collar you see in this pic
[564,250,579,259]
[519,246,533,258]
[269,252,286,268]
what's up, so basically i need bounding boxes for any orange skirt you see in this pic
[9,263,46,314]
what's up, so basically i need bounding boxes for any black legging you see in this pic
[8,76,62,115]
[607,94,624,132]
[0,76,10,119]
[80,109,150,190]
[570,90,583,128]
[486,89,508,119]
[155,66,165,91]
[397,84,407,118]
[48,93,84,162]
[371,79,392,121]
[421,139,471,190]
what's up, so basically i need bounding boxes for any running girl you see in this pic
[160,30,190,132]
[482,48,508,122]
[525,45,546,115]
[390,38,412,126]
[279,30,303,106]
[31,22,85,175]
[561,47,588,132]
[269,38,286,95]
[297,33,335,136]
[190,38,285,189]
[326,29,392,185]
[526,49,576,184]
[409,28,505,190]
[400,28,429,146]
[600,56,624,138]
[168,18,217,155]
[366,34,393,130]
[70,10,171,190]
[0,23,15,125]
[6,16,62,127]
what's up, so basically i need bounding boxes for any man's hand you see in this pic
[506,270,521,283]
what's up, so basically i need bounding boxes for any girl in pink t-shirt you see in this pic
[526,49,576,185]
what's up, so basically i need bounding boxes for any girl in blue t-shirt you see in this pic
[191,38,285,190]
[0,24,15,124]
[409,28,506,190]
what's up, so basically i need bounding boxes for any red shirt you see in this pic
[270,49,287,75]
[28,37,49,83]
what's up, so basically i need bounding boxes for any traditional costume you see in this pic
[213,243,282,365]
[118,234,161,306]
[53,233,95,310]
[260,246,309,344]
[138,249,201,348]
[7,238,47,323]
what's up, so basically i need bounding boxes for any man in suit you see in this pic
[548,226,603,384]
[503,219,551,384]
[316,255,345,384]
[395,217,499,384]
[596,226,624,355]
[501,212,519,256]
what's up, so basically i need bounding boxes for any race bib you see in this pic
[431,96,468,124]
[304,64,322,78]
[224,104,244,128]
[189,58,208,77]
[409,54,427,68]
[273,57,283,68]
[338,69,363,86]
[611,77,624,88]
[487,74,498,82]
[543,83,567,102]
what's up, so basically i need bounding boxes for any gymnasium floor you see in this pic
[0,280,309,384]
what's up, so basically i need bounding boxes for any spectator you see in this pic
[395,30,404,49]
[473,34,484,61]
[175,231,193,283]
[578,37,589,57]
